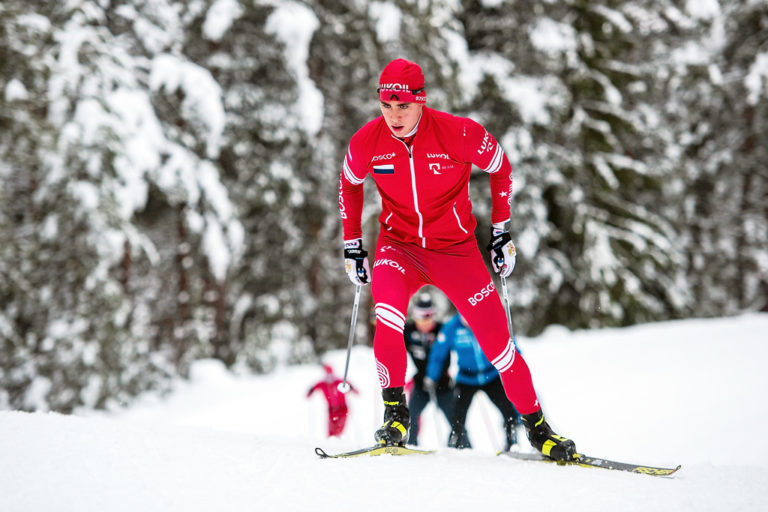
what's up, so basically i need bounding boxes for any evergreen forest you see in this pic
[1,0,766,411]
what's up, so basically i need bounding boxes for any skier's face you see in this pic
[415,316,435,333]
[380,100,423,137]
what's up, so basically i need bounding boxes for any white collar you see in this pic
[401,110,423,138]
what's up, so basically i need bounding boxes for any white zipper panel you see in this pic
[394,136,425,248]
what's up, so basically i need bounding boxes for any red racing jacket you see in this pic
[339,106,513,249]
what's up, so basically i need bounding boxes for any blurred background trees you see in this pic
[1,0,765,411]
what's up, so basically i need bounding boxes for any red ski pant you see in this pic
[328,407,349,437]
[370,235,541,415]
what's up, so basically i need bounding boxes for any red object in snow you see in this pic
[307,365,358,437]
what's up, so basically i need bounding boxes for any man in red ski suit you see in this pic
[339,58,577,461]
[307,364,357,437]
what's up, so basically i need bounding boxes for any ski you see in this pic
[498,450,681,476]
[316,445,680,476]
[315,445,435,459]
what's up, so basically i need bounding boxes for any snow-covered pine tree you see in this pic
[457,0,694,333]
[670,1,768,315]
[1,0,174,411]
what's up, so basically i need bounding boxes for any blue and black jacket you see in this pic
[426,313,502,386]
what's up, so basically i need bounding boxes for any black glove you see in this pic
[486,226,516,278]
[344,238,370,285]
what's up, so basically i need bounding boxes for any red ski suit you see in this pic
[339,107,540,414]
[307,378,356,437]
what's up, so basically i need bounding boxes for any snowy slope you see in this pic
[1,314,768,511]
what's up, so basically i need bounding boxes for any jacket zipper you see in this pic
[394,137,426,248]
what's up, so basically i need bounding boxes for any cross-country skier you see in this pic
[403,292,453,445]
[307,364,357,437]
[339,58,577,461]
[425,313,521,451]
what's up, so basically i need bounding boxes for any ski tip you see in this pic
[631,463,682,476]
[315,444,435,458]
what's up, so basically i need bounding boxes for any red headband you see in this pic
[378,58,426,103]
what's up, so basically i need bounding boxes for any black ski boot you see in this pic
[521,410,577,461]
[448,425,471,449]
[374,387,410,446]
[502,418,518,451]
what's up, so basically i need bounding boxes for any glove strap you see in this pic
[492,220,511,236]
[344,238,362,250]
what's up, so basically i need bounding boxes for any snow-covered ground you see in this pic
[2,314,767,511]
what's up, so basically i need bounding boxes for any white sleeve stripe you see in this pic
[491,339,516,373]
[343,159,365,185]
[483,145,503,174]
[483,145,504,174]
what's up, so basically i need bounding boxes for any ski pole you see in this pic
[499,274,542,419]
[338,284,362,393]
[499,275,515,342]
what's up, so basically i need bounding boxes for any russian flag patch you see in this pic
[373,164,395,174]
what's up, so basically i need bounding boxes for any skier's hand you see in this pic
[422,377,436,394]
[344,238,370,285]
[486,225,516,278]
